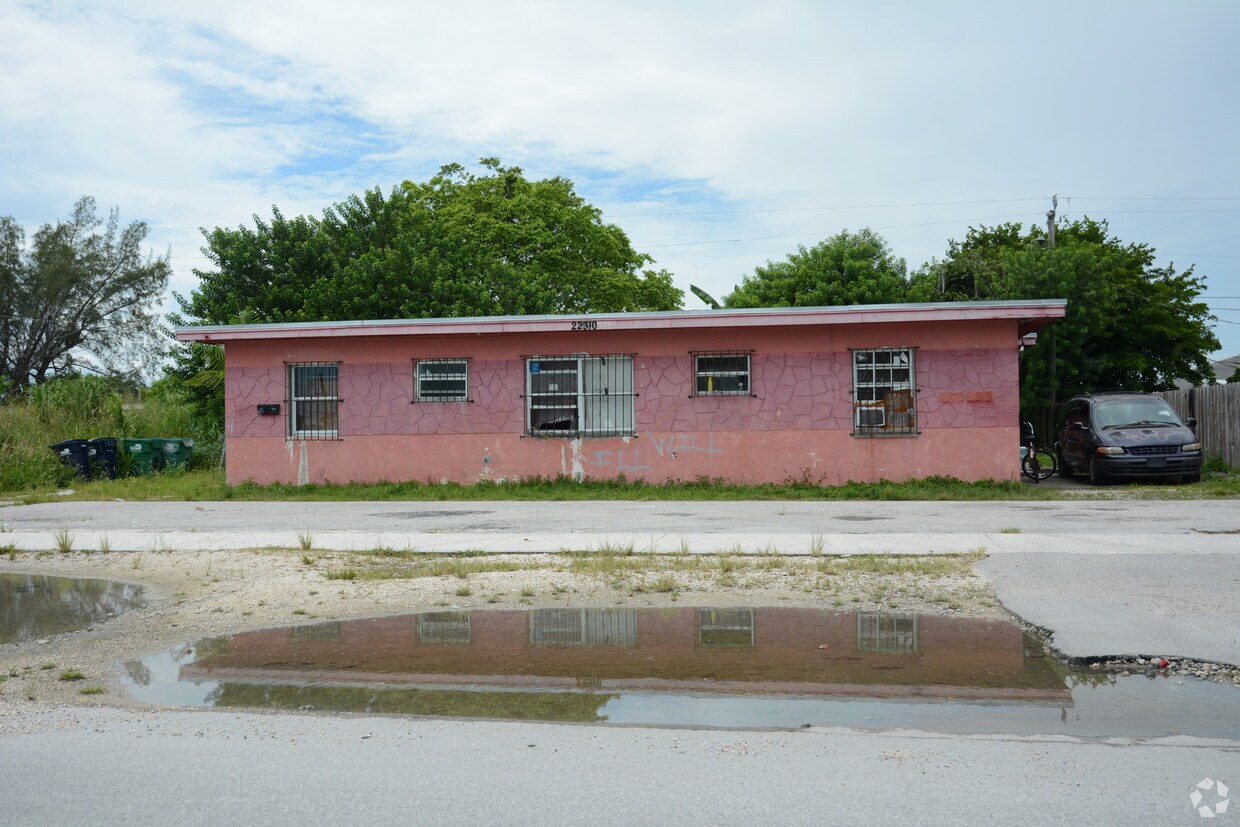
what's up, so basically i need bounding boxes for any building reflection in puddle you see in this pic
[157,608,1068,722]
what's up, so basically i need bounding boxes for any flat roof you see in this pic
[175,299,1067,343]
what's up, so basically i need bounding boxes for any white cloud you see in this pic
[2,0,1239,354]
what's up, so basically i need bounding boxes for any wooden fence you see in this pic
[1157,384,1240,468]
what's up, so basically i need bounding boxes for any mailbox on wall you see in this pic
[257,404,280,415]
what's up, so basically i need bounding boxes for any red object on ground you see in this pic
[1158,658,1170,669]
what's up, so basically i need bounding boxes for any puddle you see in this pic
[1,573,145,644]
[122,607,1240,738]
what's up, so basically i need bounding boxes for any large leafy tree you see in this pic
[168,159,681,421]
[176,158,681,327]
[724,228,909,308]
[0,198,170,395]
[910,218,1219,427]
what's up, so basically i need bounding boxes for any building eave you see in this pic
[175,300,1068,343]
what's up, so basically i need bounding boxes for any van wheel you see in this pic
[1183,472,1202,484]
[1088,456,1108,486]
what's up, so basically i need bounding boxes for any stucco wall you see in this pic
[220,319,1023,485]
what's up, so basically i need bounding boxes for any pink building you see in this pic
[175,300,1065,486]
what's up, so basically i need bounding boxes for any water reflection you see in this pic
[121,607,1240,736]
[1,573,145,644]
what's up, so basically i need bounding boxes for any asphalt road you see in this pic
[3,707,1236,826]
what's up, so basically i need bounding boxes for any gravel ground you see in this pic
[0,546,998,714]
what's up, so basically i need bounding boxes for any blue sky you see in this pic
[2,0,1239,365]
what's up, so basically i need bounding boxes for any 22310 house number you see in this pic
[570,320,598,331]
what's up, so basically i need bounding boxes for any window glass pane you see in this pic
[694,353,750,395]
[417,360,467,400]
[294,365,337,398]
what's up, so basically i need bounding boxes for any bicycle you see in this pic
[1020,420,1057,482]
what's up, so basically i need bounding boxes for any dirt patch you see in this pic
[0,547,1001,712]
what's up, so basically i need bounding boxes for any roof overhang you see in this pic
[175,300,1068,343]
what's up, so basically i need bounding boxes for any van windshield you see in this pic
[1094,399,1183,430]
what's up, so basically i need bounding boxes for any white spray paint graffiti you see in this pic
[645,432,723,459]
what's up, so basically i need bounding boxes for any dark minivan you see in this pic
[1057,393,1203,484]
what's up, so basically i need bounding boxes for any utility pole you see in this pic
[1046,194,1058,435]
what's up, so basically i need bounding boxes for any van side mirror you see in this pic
[1186,417,1197,428]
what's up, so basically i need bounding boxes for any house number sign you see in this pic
[570,320,598,331]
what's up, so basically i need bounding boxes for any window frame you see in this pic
[851,347,917,437]
[414,358,470,403]
[524,354,635,437]
[288,362,340,440]
[691,351,753,397]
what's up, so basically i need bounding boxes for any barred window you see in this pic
[289,362,339,439]
[693,352,751,396]
[852,348,916,436]
[415,358,469,402]
[525,354,634,437]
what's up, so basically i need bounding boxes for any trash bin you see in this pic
[159,438,194,471]
[50,439,92,481]
[120,438,160,476]
[87,437,119,480]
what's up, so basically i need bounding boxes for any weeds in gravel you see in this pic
[999,527,1021,534]
[98,535,111,553]
[455,585,472,597]
[650,573,677,593]
[809,532,826,556]
[53,529,74,553]
[79,687,105,695]
[58,669,85,681]
[296,530,314,550]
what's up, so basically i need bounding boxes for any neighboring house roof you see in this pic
[1173,353,1240,389]
[175,299,1067,343]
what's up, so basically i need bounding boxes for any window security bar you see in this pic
[525,354,635,437]
[288,362,339,439]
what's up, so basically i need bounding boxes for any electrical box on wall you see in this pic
[257,404,280,415]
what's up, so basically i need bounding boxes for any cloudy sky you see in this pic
[3,0,1239,361]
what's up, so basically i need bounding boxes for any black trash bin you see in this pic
[88,437,119,480]
[50,439,92,481]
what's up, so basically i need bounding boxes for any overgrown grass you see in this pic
[0,376,221,493]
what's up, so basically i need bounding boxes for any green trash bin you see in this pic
[120,438,161,476]
[160,438,195,471]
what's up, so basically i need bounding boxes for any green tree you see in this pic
[724,228,909,308]
[175,158,681,327]
[912,219,1220,426]
[0,198,170,395]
